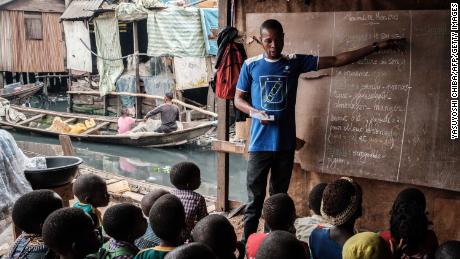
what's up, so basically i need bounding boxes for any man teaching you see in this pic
[234,19,405,242]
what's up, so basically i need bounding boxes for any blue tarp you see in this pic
[199,8,218,56]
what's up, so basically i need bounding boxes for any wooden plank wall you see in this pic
[6,11,65,72]
[0,11,13,71]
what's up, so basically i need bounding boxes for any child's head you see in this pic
[390,200,428,253]
[103,203,147,243]
[141,189,170,217]
[392,188,426,213]
[342,232,391,259]
[121,107,131,117]
[263,193,296,232]
[73,174,109,207]
[191,214,237,258]
[308,183,327,216]
[170,162,201,190]
[149,194,185,245]
[43,208,101,259]
[255,230,309,259]
[321,177,362,227]
[12,190,63,235]
[164,243,216,259]
[435,241,460,259]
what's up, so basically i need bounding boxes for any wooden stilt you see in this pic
[0,72,4,89]
[216,0,231,212]
[133,22,142,118]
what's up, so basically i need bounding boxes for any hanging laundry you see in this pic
[116,3,148,22]
[116,75,137,108]
[94,14,124,96]
[141,74,175,96]
[174,57,209,90]
[147,7,206,57]
[199,8,218,56]
[63,21,93,73]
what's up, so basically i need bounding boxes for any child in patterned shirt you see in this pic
[8,190,63,259]
[134,194,185,259]
[169,162,208,243]
[135,189,170,249]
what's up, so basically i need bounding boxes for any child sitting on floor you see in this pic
[8,190,63,259]
[96,203,147,259]
[342,232,391,259]
[42,208,101,259]
[170,162,208,242]
[135,189,170,249]
[191,214,244,259]
[255,231,309,259]
[72,174,110,240]
[310,177,363,259]
[435,241,460,259]
[295,183,331,243]
[164,243,216,259]
[134,194,185,259]
[380,188,438,259]
[246,193,310,259]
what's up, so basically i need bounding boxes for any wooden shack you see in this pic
[214,0,459,243]
[0,0,65,75]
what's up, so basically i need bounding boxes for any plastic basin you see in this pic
[24,156,83,189]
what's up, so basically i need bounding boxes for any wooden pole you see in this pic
[44,74,49,96]
[103,96,108,115]
[133,22,142,119]
[0,72,4,89]
[216,0,231,212]
[59,135,76,156]
[68,71,73,112]
[216,99,230,212]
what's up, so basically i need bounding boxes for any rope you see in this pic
[79,39,150,61]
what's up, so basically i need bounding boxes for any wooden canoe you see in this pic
[0,83,43,103]
[0,106,217,147]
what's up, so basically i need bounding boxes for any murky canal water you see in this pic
[10,97,248,202]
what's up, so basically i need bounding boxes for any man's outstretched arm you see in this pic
[317,39,406,70]
[235,90,257,115]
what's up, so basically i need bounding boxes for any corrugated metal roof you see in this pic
[60,0,103,20]
[0,0,15,8]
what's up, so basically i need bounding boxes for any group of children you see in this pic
[6,162,460,259]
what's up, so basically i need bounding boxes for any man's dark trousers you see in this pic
[243,150,295,241]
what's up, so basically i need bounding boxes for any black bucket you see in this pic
[24,156,83,189]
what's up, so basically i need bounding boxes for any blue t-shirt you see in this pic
[309,227,342,259]
[236,53,318,152]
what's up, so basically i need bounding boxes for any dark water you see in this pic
[11,98,248,202]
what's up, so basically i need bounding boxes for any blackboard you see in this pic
[245,11,459,191]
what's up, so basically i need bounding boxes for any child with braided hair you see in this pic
[309,177,363,259]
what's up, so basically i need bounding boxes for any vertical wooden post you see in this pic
[103,96,108,115]
[216,0,231,212]
[68,71,73,112]
[59,135,76,156]
[216,99,230,211]
[44,74,49,96]
[26,72,30,84]
[0,72,4,88]
[133,22,142,118]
